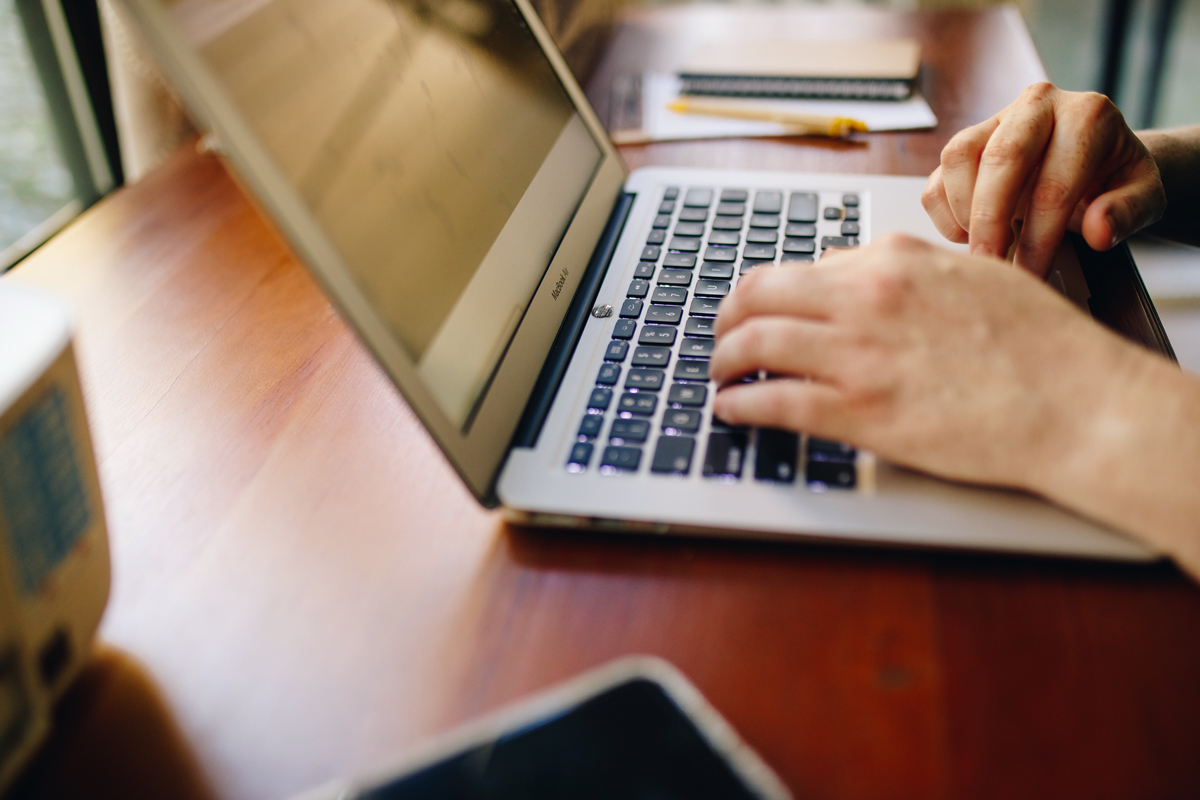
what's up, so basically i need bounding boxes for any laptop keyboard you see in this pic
[566,186,862,491]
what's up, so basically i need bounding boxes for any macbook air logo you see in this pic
[551,267,569,300]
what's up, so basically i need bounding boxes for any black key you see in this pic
[787,192,817,222]
[609,418,649,443]
[646,229,666,245]
[841,221,860,236]
[785,222,816,238]
[711,215,743,231]
[567,442,594,469]
[639,325,677,346]
[668,237,701,253]
[808,437,856,460]
[708,230,740,246]
[652,214,671,229]
[627,279,649,298]
[663,253,697,268]
[703,245,736,262]
[618,392,658,415]
[689,296,722,316]
[596,363,620,385]
[664,187,679,200]
[754,429,798,483]
[679,337,715,357]
[684,188,713,207]
[703,431,747,478]
[753,191,783,214]
[716,201,746,216]
[651,286,688,305]
[619,298,643,318]
[679,207,708,222]
[749,213,780,228]
[658,201,675,215]
[783,238,816,254]
[674,221,705,236]
[743,244,776,260]
[605,340,629,361]
[651,436,696,474]
[578,414,603,438]
[685,317,716,337]
[611,319,636,339]
[601,445,642,471]
[646,305,683,325]
[821,236,858,250]
[631,346,671,368]
[741,260,771,274]
[807,459,856,488]
[674,359,710,382]
[781,254,814,264]
[721,189,748,202]
[694,280,731,298]
[823,206,842,220]
[699,262,734,280]
[844,207,860,221]
[626,368,665,390]
[746,228,778,243]
[587,387,613,410]
[668,383,707,406]
[657,269,693,286]
[842,193,859,207]
[634,261,656,278]
[662,408,701,433]
[641,245,662,261]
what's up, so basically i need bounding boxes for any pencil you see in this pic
[666,97,869,138]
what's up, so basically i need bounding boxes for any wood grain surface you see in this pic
[9,6,1200,800]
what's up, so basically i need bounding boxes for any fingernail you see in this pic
[1106,215,1119,249]
[972,244,996,259]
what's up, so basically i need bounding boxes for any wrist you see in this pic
[1039,339,1200,572]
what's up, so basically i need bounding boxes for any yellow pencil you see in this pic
[666,97,869,138]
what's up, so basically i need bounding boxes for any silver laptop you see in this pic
[123,0,1164,561]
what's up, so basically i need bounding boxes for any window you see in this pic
[1,0,121,270]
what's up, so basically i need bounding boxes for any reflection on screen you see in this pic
[168,0,601,427]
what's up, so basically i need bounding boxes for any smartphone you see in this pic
[293,657,791,800]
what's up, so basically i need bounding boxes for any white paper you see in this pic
[639,73,938,142]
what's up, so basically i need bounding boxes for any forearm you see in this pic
[1040,345,1200,579]
[1139,125,1200,245]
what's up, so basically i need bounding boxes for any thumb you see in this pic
[1081,159,1166,250]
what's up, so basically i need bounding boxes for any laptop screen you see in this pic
[167,0,603,429]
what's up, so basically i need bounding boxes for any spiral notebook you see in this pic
[677,38,922,101]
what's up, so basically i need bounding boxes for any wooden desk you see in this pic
[10,6,1200,799]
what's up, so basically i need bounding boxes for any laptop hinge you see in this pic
[508,191,635,452]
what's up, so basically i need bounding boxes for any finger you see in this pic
[921,168,969,243]
[1013,99,1123,275]
[940,117,1000,233]
[710,316,841,386]
[968,88,1058,260]
[714,265,835,337]
[712,379,850,440]
[1079,157,1167,250]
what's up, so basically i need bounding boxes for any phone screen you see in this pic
[357,678,767,799]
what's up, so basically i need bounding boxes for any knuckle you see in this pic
[1075,91,1118,125]
[941,135,978,169]
[1029,177,1074,211]
[1019,81,1056,104]
[979,137,1026,169]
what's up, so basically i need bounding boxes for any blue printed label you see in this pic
[0,387,91,595]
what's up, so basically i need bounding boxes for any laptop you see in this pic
[122,0,1170,561]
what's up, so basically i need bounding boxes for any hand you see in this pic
[709,235,1145,490]
[921,82,1166,277]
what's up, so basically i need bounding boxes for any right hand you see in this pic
[921,82,1166,277]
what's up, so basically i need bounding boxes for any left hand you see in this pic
[709,234,1146,491]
